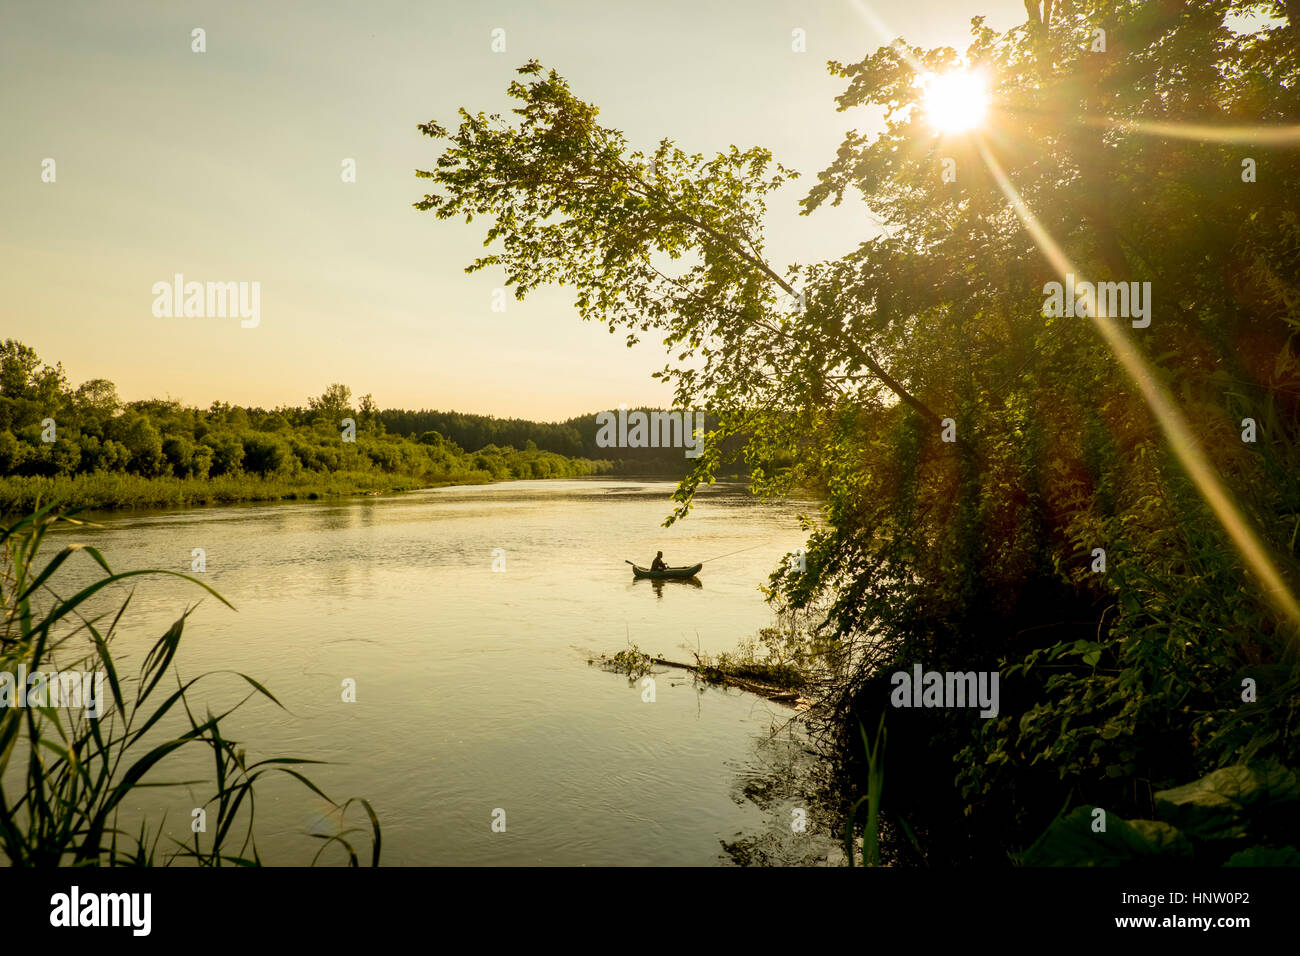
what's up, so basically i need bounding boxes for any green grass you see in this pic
[693,654,807,691]
[689,620,844,693]
[0,503,381,865]
[845,716,886,867]
[0,470,496,513]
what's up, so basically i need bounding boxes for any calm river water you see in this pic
[40,479,834,865]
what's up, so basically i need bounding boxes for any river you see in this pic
[37,478,835,865]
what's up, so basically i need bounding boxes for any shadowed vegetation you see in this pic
[0,504,381,865]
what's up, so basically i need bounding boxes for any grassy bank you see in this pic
[0,470,492,512]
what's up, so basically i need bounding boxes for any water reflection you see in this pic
[638,576,705,598]
[45,479,827,864]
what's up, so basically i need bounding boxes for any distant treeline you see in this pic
[379,408,751,476]
[0,340,614,509]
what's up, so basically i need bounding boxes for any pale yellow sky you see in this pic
[2,0,1025,421]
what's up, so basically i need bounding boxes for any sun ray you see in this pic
[849,0,926,73]
[1085,116,1300,145]
[975,137,1300,638]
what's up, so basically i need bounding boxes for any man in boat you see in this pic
[650,551,667,572]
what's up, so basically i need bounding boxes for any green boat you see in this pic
[629,561,703,580]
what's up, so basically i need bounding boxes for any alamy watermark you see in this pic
[50,886,150,936]
[152,273,260,328]
[595,406,705,458]
[890,664,999,718]
[1042,273,1151,328]
[0,666,106,717]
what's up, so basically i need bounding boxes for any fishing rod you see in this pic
[624,542,789,569]
[696,543,776,564]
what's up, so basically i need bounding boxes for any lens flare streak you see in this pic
[976,137,1300,637]
[1087,116,1300,145]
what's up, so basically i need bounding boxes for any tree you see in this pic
[162,435,196,478]
[0,340,64,401]
[0,340,67,430]
[308,384,353,424]
[415,60,951,529]
[0,431,20,473]
[201,432,245,477]
[71,378,120,426]
[119,417,165,477]
[241,433,291,476]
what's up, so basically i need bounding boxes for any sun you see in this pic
[920,69,990,134]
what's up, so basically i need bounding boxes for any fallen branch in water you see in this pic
[589,643,814,706]
[652,655,805,703]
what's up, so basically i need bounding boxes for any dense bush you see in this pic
[0,340,613,510]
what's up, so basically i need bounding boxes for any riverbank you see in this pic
[0,470,492,513]
[0,468,807,515]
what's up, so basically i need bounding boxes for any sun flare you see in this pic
[921,70,990,134]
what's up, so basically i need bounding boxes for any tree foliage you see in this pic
[0,340,612,500]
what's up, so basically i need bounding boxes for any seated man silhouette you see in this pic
[650,551,667,572]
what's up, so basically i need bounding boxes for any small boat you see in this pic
[629,562,703,580]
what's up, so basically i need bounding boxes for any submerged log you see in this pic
[649,656,804,704]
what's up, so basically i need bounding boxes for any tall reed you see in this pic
[0,502,381,866]
[844,714,886,867]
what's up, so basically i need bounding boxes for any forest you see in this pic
[0,339,613,510]
[379,407,751,475]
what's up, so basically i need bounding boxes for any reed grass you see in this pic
[0,471,474,513]
[845,715,886,867]
[0,503,381,865]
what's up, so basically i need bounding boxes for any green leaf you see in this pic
[1022,807,1193,866]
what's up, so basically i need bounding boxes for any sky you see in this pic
[2,0,1028,421]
